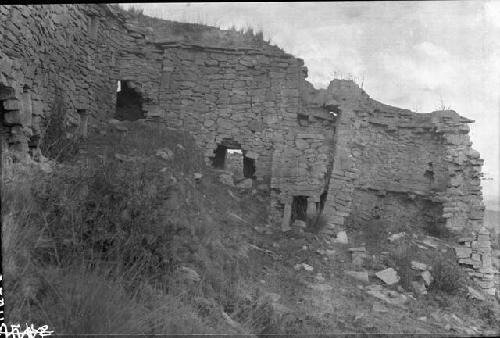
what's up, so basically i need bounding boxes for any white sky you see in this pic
[122,2,500,199]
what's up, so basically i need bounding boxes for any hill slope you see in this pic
[2,119,499,335]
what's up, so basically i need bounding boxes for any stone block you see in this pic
[3,98,20,110]
[454,247,472,258]
[345,270,369,283]
[411,261,428,271]
[375,268,400,285]
[421,270,432,287]
[411,281,427,295]
[335,230,348,244]
[3,110,22,125]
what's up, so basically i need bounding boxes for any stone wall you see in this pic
[316,80,484,235]
[0,4,484,242]
[455,228,499,296]
[345,190,444,233]
[0,4,125,162]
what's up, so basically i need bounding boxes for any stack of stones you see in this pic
[455,227,498,296]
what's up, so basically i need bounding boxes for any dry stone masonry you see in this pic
[1,4,495,295]
[456,228,499,296]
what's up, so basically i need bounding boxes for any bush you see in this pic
[361,218,388,248]
[305,213,329,234]
[389,243,418,291]
[429,257,465,295]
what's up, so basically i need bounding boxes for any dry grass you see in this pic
[2,121,267,334]
[305,212,329,234]
[428,256,466,295]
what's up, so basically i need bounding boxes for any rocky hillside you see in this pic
[2,118,499,335]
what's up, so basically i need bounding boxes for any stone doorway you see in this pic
[115,80,146,121]
[210,139,256,180]
[291,195,308,222]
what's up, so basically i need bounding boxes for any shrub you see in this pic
[389,243,418,291]
[305,213,329,234]
[125,6,144,17]
[361,218,388,248]
[429,257,465,295]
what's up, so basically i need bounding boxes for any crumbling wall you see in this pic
[0,4,485,240]
[456,228,498,296]
[345,190,444,233]
[319,80,484,235]
[0,4,126,161]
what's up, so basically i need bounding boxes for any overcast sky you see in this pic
[123,1,500,199]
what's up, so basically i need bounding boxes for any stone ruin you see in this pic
[0,4,496,295]
[456,228,498,296]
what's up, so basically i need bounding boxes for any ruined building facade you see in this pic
[0,5,485,237]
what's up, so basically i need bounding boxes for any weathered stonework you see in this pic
[0,5,485,245]
[456,228,499,296]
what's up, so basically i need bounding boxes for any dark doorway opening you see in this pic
[291,195,308,222]
[243,156,255,179]
[210,139,257,180]
[115,80,146,121]
[212,144,228,169]
[318,190,328,213]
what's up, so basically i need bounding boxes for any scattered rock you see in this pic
[114,124,128,132]
[178,266,200,282]
[365,284,407,307]
[421,239,439,249]
[294,263,314,271]
[156,147,174,161]
[293,220,307,229]
[411,261,428,271]
[335,230,348,244]
[467,286,486,301]
[354,311,365,321]
[219,173,234,186]
[314,273,325,282]
[421,270,433,287]
[254,226,271,234]
[262,291,281,303]
[388,232,405,242]
[222,312,244,331]
[411,281,427,295]
[375,268,400,285]
[348,247,366,252]
[430,312,441,322]
[325,249,336,257]
[236,178,252,189]
[345,270,369,283]
[372,302,389,313]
